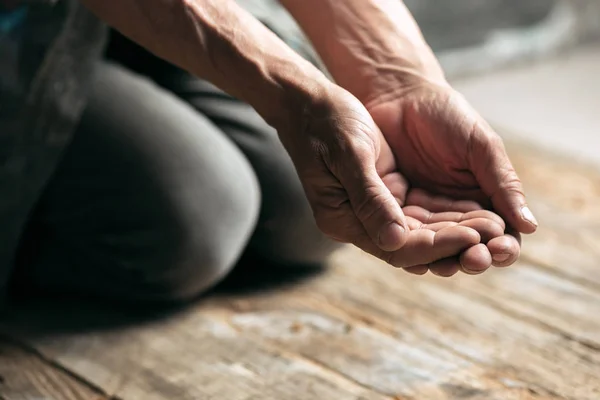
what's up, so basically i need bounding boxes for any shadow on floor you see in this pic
[0,251,324,339]
[211,250,324,295]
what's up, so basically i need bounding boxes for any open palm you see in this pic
[367,82,536,272]
[376,130,520,277]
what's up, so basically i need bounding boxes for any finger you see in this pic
[460,243,492,275]
[418,218,504,248]
[488,229,521,267]
[470,131,538,234]
[310,190,374,246]
[339,158,409,252]
[429,258,461,277]
[405,216,461,232]
[401,206,435,223]
[404,206,506,229]
[432,210,505,227]
[404,266,429,276]
[406,188,483,213]
[418,221,458,231]
[458,218,504,243]
[382,172,410,207]
[389,226,480,268]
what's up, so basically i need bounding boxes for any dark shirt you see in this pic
[0,0,106,297]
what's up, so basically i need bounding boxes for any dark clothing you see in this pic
[3,1,334,302]
[0,0,105,296]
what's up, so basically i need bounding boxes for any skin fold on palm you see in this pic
[368,81,537,232]
[400,192,522,277]
[288,86,522,278]
[365,82,530,276]
[378,150,521,278]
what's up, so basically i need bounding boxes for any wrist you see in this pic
[329,16,448,107]
[354,46,448,108]
[180,0,332,135]
[281,0,448,106]
[243,57,333,135]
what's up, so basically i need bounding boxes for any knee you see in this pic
[147,174,261,303]
[37,171,261,305]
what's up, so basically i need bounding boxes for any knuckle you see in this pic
[468,121,504,154]
[495,168,524,195]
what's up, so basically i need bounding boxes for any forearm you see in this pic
[79,0,330,130]
[280,0,446,106]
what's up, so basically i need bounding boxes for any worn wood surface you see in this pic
[1,140,599,400]
[0,336,106,400]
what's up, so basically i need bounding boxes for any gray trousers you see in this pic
[13,56,337,302]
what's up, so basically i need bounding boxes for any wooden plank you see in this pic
[4,244,597,400]
[1,306,391,400]
[520,221,600,289]
[444,261,600,346]
[227,299,563,400]
[219,142,600,399]
[506,141,600,287]
[506,139,600,222]
[0,336,106,400]
[221,250,600,400]
[1,141,598,400]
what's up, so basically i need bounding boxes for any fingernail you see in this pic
[493,253,511,263]
[521,206,538,227]
[379,222,405,250]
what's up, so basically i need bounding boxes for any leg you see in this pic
[105,32,341,266]
[16,62,260,302]
[170,77,342,265]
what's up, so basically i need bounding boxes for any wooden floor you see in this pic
[1,139,599,400]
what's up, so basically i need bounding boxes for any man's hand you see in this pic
[281,83,517,274]
[81,0,520,274]
[281,0,535,273]
[366,80,533,269]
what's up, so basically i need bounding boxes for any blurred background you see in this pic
[430,0,600,168]
[407,0,558,52]
[383,0,600,170]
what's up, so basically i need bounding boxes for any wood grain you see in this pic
[507,140,600,288]
[1,139,599,399]
[2,309,392,400]
[0,337,106,400]
[221,250,599,400]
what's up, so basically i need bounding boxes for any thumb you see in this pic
[471,132,538,234]
[337,151,409,252]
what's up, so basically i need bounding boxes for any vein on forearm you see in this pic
[280,0,445,103]
[79,0,329,127]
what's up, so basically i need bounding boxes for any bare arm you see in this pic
[79,0,524,271]
[281,0,538,239]
[279,0,447,106]
[79,0,331,130]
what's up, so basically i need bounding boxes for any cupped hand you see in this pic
[401,189,521,277]
[279,83,517,274]
[366,80,536,266]
[367,81,538,233]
